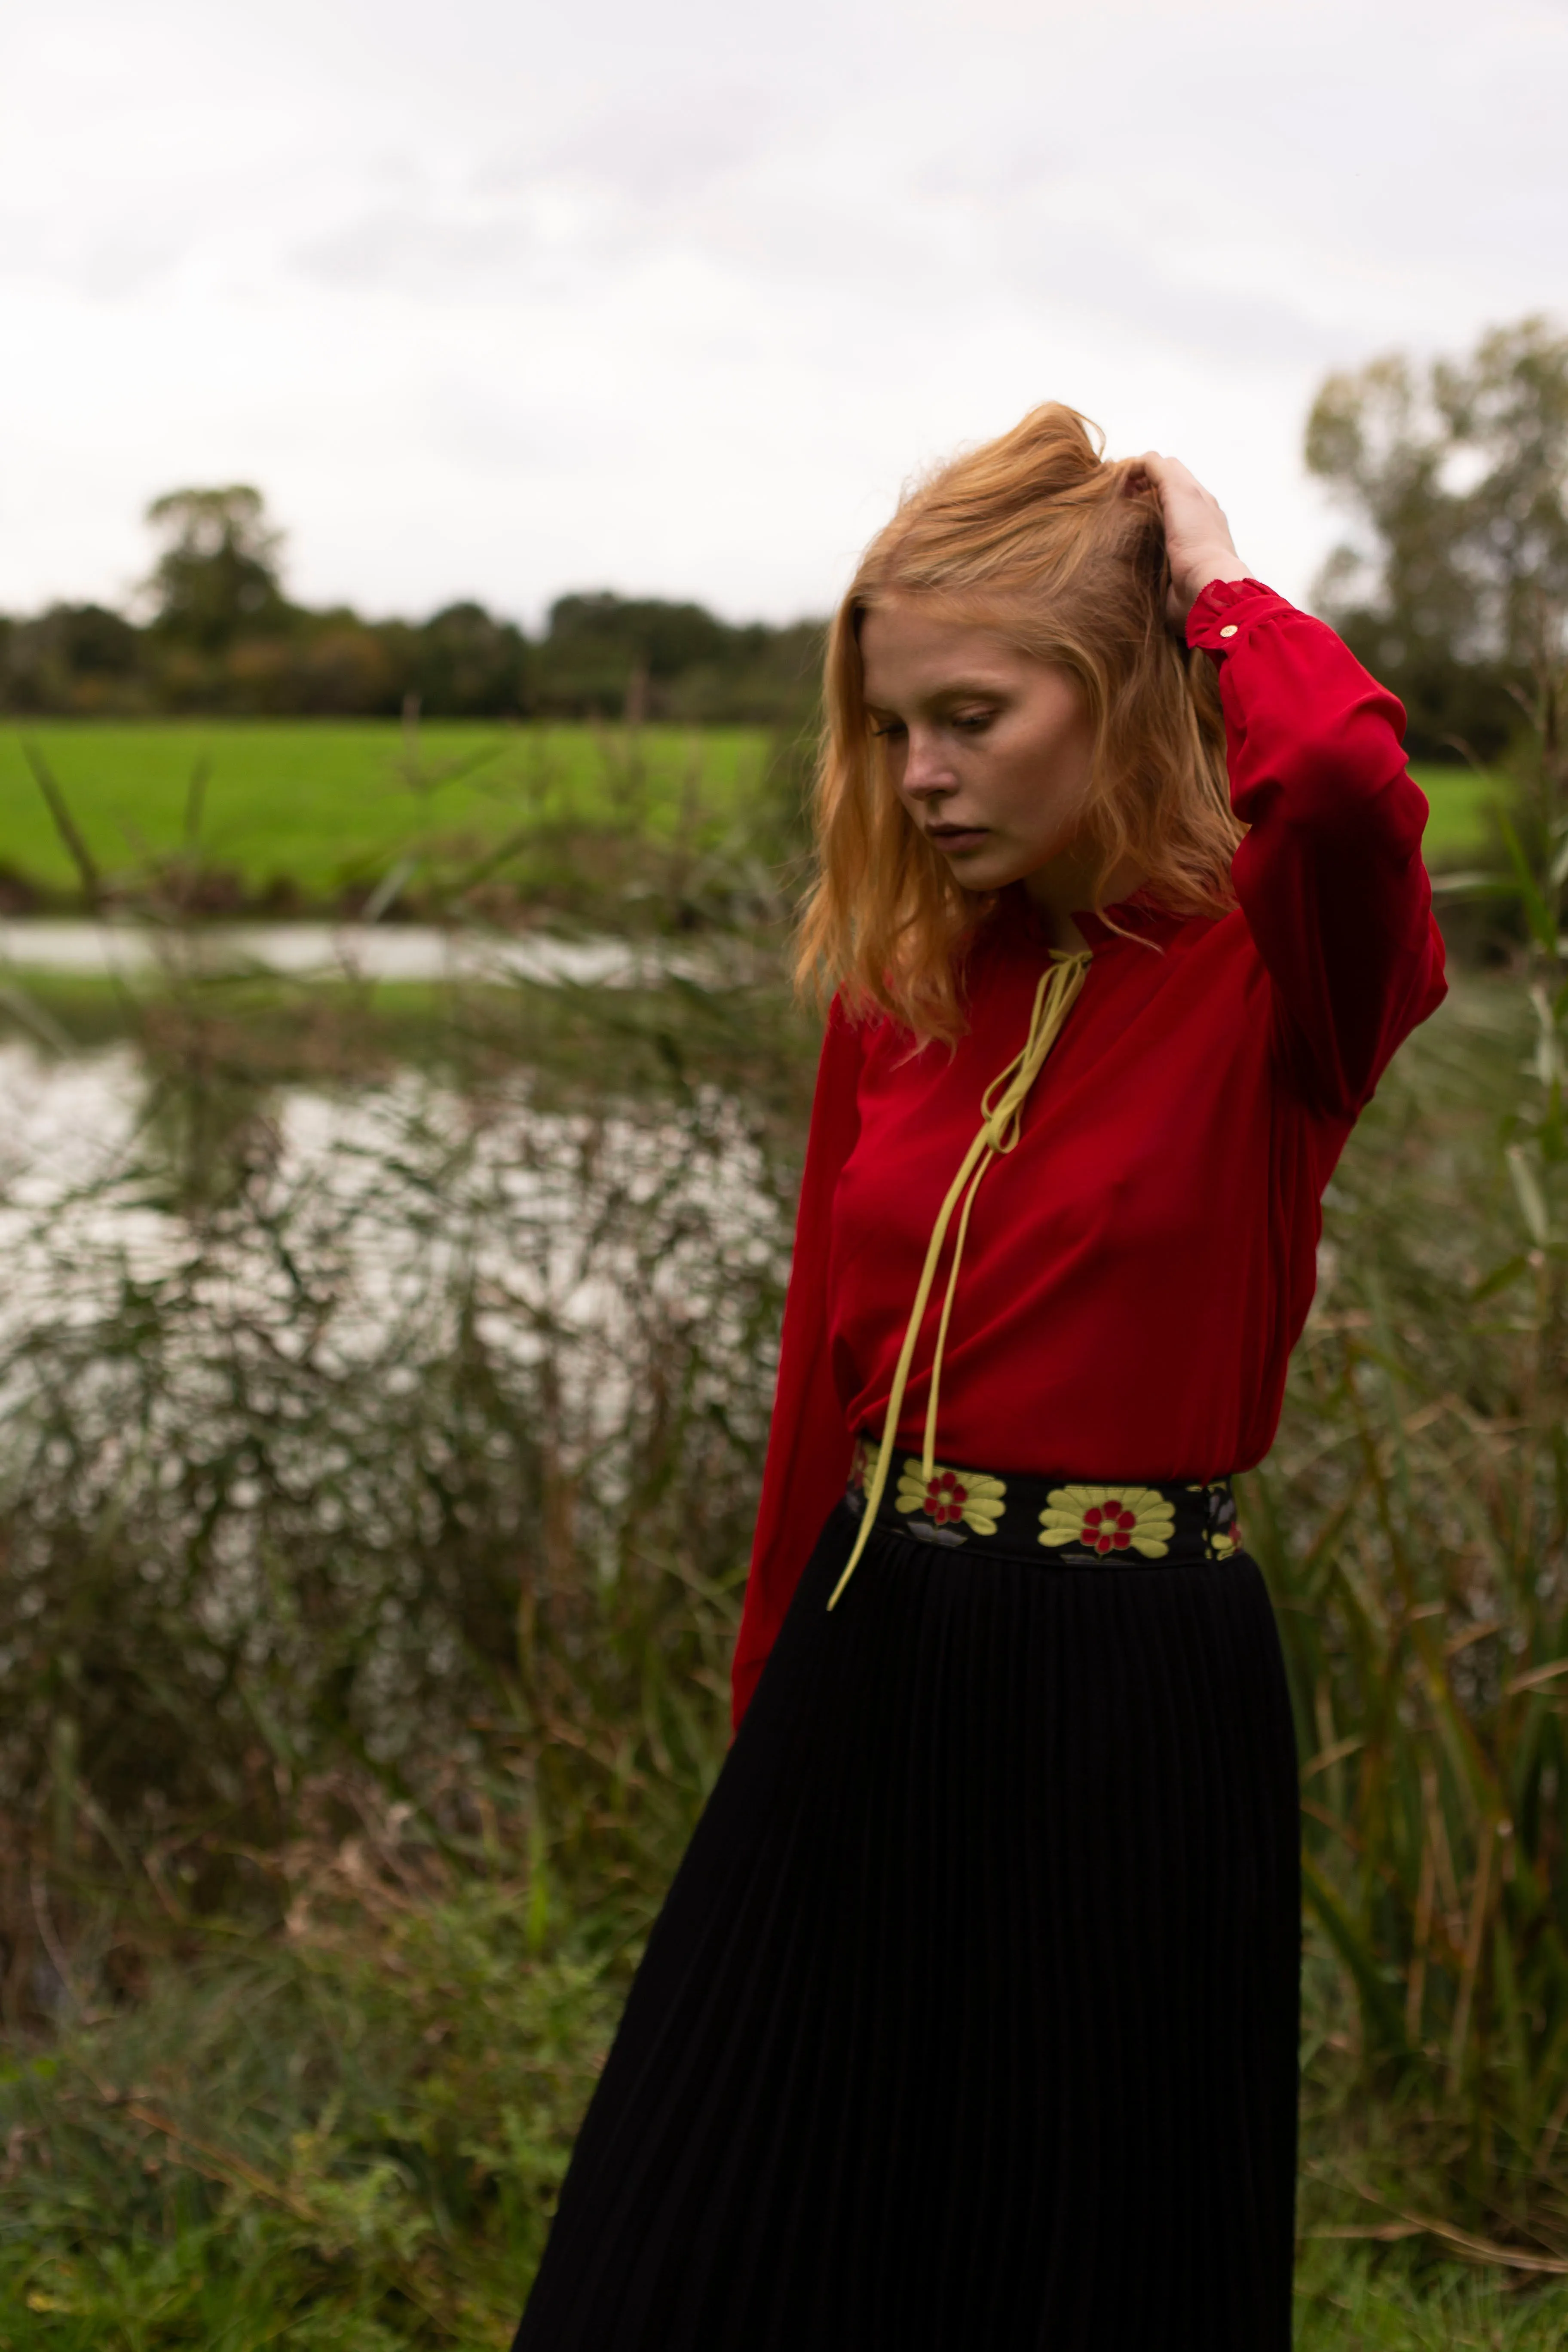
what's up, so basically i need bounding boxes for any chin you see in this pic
[946,851,1029,896]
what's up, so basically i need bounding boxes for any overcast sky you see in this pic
[2,0,1567,628]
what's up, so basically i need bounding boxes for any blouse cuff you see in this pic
[1185,576,1289,657]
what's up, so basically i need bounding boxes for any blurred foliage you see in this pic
[1306,315,1568,762]
[0,486,824,728]
[0,1812,635,2344]
[1293,2239,1568,2345]
[537,594,824,729]
[1256,979,1568,2260]
[0,994,809,1954]
[0,606,145,718]
[143,488,291,658]
[1250,434,1568,2277]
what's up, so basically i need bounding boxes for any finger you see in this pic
[1157,453,1221,509]
[1131,451,1209,515]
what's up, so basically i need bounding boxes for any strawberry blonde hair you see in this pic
[794,403,1240,1042]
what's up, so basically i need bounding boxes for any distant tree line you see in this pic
[9,317,1567,756]
[0,486,824,725]
[1306,315,1568,762]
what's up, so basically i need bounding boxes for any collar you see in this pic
[987,881,1190,956]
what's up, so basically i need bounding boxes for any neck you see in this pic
[1022,847,1146,951]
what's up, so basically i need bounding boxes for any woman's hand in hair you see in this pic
[1132,453,1253,629]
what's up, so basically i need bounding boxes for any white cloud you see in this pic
[0,0,1565,622]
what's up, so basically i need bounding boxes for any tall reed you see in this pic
[0,975,818,2034]
[1262,646,1568,2263]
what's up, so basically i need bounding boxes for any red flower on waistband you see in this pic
[928,1470,968,1525]
[1039,1485,1174,1560]
[895,1459,1007,1537]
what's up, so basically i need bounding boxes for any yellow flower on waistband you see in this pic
[896,1460,1007,1536]
[851,1435,884,1495]
[1039,1485,1174,1559]
[1195,1479,1241,1559]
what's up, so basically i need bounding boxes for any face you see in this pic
[858,597,1097,900]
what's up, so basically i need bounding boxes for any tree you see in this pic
[536,593,735,717]
[3,490,823,720]
[1305,316,1568,760]
[0,604,145,715]
[411,602,530,717]
[1312,324,1568,1298]
[143,485,291,654]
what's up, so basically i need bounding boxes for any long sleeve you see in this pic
[731,1001,865,1728]
[1188,577,1448,1117]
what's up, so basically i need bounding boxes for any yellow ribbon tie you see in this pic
[827,948,1092,1611]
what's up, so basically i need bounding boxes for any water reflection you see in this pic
[0,1038,782,1380]
[0,919,712,987]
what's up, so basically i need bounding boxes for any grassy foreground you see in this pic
[0,720,1493,906]
[4,1873,1568,2350]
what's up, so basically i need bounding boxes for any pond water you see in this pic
[0,1039,787,1798]
[0,1035,783,1386]
[0,919,712,988]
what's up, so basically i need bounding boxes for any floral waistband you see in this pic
[845,1436,1242,1568]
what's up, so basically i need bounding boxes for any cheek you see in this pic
[996,741,1088,836]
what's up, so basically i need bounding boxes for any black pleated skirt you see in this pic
[513,1498,1301,2352]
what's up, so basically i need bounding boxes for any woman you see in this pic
[513,405,1446,2350]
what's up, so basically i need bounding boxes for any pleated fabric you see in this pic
[512,1501,1301,2352]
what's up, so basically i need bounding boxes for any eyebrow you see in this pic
[864,678,1012,711]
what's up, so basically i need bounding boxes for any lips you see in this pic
[926,826,990,851]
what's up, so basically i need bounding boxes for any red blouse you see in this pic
[732,577,1448,1725]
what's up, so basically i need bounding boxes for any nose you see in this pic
[899,728,956,802]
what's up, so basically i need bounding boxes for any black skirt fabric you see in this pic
[513,1498,1301,2352]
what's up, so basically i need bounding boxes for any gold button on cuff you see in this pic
[1219,623,1239,639]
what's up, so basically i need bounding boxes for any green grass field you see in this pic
[0,721,775,903]
[0,722,1494,904]
[1415,763,1500,858]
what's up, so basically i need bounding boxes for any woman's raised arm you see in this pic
[1191,577,1447,1116]
[1142,452,1447,1118]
